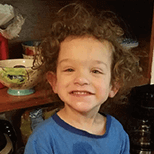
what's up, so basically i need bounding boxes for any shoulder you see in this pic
[107,114,124,129]
[105,114,130,153]
[106,114,129,140]
[24,116,56,154]
[99,113,128,136]
[34,116,54,131]
[28,116,56,142]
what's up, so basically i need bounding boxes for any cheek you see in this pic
[56,76,70,89]
[97,86,109,95]
[95,80,111,95]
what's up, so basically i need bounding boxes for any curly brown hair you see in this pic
[36,2,142,103]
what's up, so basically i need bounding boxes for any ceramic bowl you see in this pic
[22,54,34,59]
[0,59,42,96]
[22,40,41,56]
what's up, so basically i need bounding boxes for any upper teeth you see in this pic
[72,91,89,94]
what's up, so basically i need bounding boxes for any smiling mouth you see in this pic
[70,91,94,95]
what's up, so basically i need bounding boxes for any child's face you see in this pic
[47,36,119,113]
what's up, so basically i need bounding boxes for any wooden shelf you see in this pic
[0,87,53,113]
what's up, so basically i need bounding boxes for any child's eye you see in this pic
[64,68,74,72]
[91,69,103,74]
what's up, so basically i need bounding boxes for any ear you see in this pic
[46,71,57,93]
[109,82,120,98]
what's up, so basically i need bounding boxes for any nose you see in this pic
[73,70,90,86]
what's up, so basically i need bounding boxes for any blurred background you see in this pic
[0,0,153,58]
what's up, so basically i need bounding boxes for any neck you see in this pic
[57,105,105,134]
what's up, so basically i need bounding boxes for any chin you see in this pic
[70,102,99,114]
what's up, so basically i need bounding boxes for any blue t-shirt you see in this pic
[24,113,130,154]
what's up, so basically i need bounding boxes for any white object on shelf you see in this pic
[0,4,14,26]
[0,14,25,39]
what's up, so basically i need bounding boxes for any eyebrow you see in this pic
[59,59,71,64]
[93,60,108,68]
[94,60,107,65]
[59,59,107,67]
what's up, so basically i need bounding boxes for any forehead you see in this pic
[59,36,113,61]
